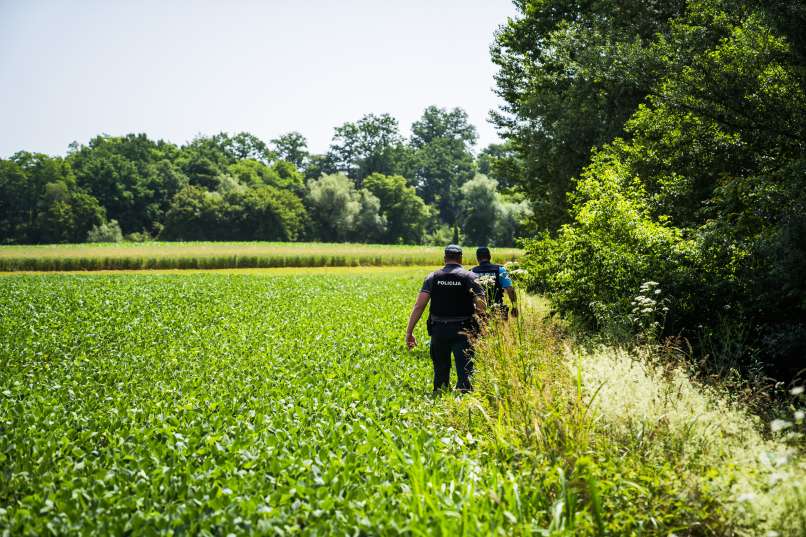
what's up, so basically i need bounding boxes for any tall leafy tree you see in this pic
[353,189,387,243]
[327,114,407,185]
[491,0,687,230]
[227,159,304,192]
[228,132,275,163]
[306,173,361,242]
[520,0,806,376]
[364,173,430,244]
[69,134,186,235]
[0,152,105,243]
[306,173,386,242]
[410,106,477,148]
[460,174,500,246]
[183,132,274,165]
[271,132,309,168]
[476,142,523,191]
[35,181,106,243]
[408,106,477,225]
[302,153,334,181]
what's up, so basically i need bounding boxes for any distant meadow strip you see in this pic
[0,242,522,271]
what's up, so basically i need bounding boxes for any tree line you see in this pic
[0,107,530,247]
[493,0,806,378]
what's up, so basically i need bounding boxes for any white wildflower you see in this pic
[770,419,792,433]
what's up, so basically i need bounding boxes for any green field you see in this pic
[1,269,802,535]
[0,242,522,272]
[0,268,521,534]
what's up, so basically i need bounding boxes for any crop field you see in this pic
[0,268,532,535]
[0,242,522,272]
[2,268,803,536]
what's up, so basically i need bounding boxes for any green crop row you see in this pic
[0,270,537,535]
[4,270,792,535]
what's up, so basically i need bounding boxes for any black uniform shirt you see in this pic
[421,264,483,321]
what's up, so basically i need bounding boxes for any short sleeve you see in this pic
[420,273,434,293]
[498,266,513,288]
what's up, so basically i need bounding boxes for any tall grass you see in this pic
[444,297,806,536]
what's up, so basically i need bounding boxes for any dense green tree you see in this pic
[228,132,275,163]
[160,186,223,241]
[35,182,106,244]
[364,173,430,244]
[182,154,224,190]
[520,0,806,377]
[410,106,477,148]
[160,184,305,242]
[182,132,274,166]
[302,153,334,181]
[226,160,266,188]
[69,134,187,235]
[229,186,307,241]
[476,142,523,191]
[327,114,407,185]
[460,175,500,246]
[491,0,687,230]
[271,132,309,168]
[270,160,306,193]
[0,152,106,244]
[177,132,274,190]
[227,159,304,192]
[408,106,477,225]
[0,154,51,242]
[495,198,531,247]
[305,173,386,242]
[353,190,387,243]
[306,174,360,242]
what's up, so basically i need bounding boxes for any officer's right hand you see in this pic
[406,333,417,350]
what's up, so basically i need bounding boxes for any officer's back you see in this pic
[471,246,518,318]
[404,244,484,392]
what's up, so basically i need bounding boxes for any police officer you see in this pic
[405,245,485,392]
[471,247,518,319]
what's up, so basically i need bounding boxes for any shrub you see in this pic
[521,151,693,337]
[86,219,123,243]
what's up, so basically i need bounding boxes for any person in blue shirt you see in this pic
[471,246,518,319]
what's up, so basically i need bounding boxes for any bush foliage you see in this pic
[502,0,806,377]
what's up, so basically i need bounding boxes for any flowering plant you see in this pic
[629,281,669,343]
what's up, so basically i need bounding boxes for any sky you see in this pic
[0,0,517,158]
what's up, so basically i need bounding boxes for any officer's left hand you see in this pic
[406,333,417,350]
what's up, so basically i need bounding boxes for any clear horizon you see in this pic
[0,0,516,158]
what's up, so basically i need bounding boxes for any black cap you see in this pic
[476,246,491,258]
[444,244,462,255]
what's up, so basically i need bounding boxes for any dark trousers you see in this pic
[430,334,474,392]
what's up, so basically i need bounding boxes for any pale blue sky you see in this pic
[0,0,516,158]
